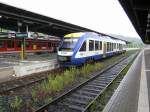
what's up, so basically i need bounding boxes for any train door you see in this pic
[0,39,5,52]
[78,40,87,58]
[7,39,15,51]
[103,42,106,58]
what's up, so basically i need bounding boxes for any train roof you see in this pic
[102,36,126,44]
[64,32,127,44]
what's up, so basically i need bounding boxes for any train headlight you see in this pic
[58,56,67,61]
[58,56,71,62]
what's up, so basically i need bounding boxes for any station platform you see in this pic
[103,48,149,112]
[0,53,58,83]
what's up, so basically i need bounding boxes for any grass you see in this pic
[0,50,138,112]
[29,50,139,110]
[9,96,23,112]
[50,75,64,92]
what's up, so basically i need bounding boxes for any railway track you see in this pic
[0,53,126,94]
[36,53,137,112]
[0,68,63,94]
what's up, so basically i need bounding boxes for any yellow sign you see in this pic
[33,45,37,49]
[64,32,84,38]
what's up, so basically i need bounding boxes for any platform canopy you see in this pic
[0,2,129,44]
[118,0,150,44]
[0,3,99,37]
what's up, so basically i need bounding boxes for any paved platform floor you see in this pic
[103,48,150,112]
[144,49,150,111]
[0,67,14,83]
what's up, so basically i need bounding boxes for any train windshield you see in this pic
[59,38,78,51]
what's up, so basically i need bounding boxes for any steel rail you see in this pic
[36,53,138,112]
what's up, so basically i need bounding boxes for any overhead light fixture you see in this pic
[49,22,53,26]
[17,21,22,27]
[23,20,34,24]
[148,13,150,19]
[0,15,2,18]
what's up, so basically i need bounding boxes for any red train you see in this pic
[0,32,61,54]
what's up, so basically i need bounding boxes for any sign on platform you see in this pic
[15,33,28,38]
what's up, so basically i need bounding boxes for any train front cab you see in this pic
[58,33,104,67]
[57,33,81,67]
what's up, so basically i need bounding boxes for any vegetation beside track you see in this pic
[0,50,139,112]
[29,50,138,110]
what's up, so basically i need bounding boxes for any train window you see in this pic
[54,43,57,47]
[95,41,99,50]
[110,43,112,51]
[48,43,51,47]
[113,43,114,50]
[7,40,14,48]
[80,41,86,51]
[114,43,116,49]
[120,44,122,50]
[40,42,45,48]
[99,41,102,50]
[109,43,111,51]
[107,42,108,51]
[89,40,94,51]
[120,44,121,50]
[16,41,22,47]
[107,42,109,51]
[53,43,55,47]
[26,42,30,48]
[0,40,4,48]
[110,43,111,51]
[37,42,40,48]
[112,43,113,51]
[54,43,56,47]
[42,42,46,47]
[108,42,109,51]
[113,43,115,50]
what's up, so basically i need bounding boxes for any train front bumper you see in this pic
[57,55,84,67]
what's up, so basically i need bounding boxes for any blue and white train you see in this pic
[57,32,126,67]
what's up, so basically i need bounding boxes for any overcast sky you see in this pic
[1,0,140,38]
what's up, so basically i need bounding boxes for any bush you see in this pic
[63,72,71,85]
[69,67,79,76]
[63,70,75,84]
[30,61,105,109]
[31,88,38,103]
[95,62,103,70]
[50,75,64,92]
[40,80,51,94]
[80,64,94,77]
[10,96,22,112]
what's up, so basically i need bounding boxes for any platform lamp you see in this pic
[17,21,22,32]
